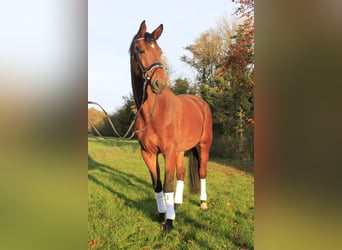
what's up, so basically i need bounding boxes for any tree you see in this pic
[181,29,224,89]
[218,0,254,158]
[88,108,105,134]
[171,78,191,95]
[180,9,254,159]
[99,94,136,137]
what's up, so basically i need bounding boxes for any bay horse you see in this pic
[129,21,213,230]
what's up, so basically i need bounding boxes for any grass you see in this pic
[88,137,254,249]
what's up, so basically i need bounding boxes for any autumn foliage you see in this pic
[222,0,254,112]
[219,0,254,138]
[180,0,254,159]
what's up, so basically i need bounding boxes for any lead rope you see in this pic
[88,100,137,139]
[88,79,156,140]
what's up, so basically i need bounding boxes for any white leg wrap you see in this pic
[174,180,184,204]
[164,192,175,220]
[155,191,166,213]
[200,179,207,201]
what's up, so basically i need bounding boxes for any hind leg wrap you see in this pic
[200,179,207,201]
[174,180,184,204]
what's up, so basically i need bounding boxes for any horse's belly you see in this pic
[177,114,203,151]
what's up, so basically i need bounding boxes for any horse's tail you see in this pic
[188,145,201,194]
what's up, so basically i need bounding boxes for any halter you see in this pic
[133,37,165,81]
[131,37,165,133]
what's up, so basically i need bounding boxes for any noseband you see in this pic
[133,38,165,82]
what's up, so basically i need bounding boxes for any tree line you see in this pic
[89,0,254,160]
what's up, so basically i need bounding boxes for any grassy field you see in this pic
[88,138,254,249]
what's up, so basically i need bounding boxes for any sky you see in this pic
[88,0,236,113]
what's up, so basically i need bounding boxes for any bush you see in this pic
[210,130,253,160]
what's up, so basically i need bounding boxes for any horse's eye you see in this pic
[138,49,145,54]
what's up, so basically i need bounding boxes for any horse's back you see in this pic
[177,94,212,122]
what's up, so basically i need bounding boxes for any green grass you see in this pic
[88,138,254,249]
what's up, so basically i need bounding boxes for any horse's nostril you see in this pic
[155,80,160,88]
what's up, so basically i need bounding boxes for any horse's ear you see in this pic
[137,20,146,38]
[152,24,163,40]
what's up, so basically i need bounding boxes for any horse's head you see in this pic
[130,20,168,95]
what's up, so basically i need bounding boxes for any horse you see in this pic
[129,20,213,230]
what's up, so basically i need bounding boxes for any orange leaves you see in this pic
[245,118,255,128]
[211,201,219,206]
[88,240,98,248]
[223,0,254,90]
[226,202,237,209]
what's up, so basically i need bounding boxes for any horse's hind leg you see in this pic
[199,143,211,210]
[141,150,165,222]
[174,151,185,210]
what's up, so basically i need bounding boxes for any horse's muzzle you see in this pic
[151,79,167,94]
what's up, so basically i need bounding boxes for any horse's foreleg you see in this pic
[174,151,185,210]
[163,151,177,230]
[141,150,165,222]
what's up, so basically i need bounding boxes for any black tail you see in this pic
[188,146,200,194]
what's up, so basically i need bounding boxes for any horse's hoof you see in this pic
[157,213,165,223]
[174,203,181,211]
[200,202,208,210]
[163,219,173,231]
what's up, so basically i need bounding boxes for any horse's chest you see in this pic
[137,131,160,153]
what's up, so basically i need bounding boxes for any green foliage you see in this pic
[181,29,223,88]
[171,78,191,95]
[180,5,254,160]
[88,139,254,249]
[94,95,136,137]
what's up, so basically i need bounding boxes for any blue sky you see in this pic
[88,0,236,112]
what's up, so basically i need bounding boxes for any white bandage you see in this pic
[200,179,207,201]
[164,192,175,220]
[174,180,184,204]
[155,191,166,213]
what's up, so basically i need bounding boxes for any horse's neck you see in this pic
[139,85,175,122]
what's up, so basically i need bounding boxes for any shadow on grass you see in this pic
[88,154,157,221]
[210,158,254,175]
[88,139,253,248]
[175,208,253,250]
